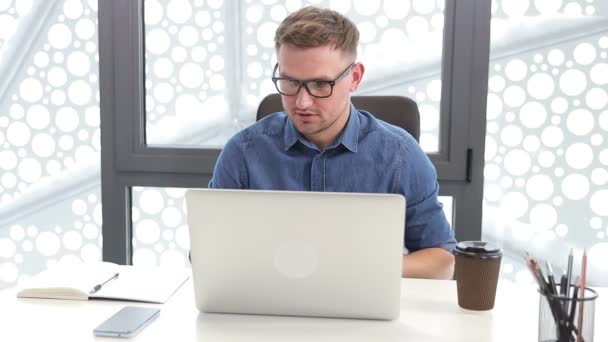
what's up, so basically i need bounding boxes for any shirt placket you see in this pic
[310,152,326,191]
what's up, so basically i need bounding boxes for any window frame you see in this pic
[98,0,491,264]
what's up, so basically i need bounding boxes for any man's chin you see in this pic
[294,122,325,135]
[291,116,317,128]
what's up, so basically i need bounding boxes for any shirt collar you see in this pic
[283,103,360,152]
[337,103,359,153]
[284,116,300,151]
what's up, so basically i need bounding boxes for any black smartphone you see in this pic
[93,306,160,338]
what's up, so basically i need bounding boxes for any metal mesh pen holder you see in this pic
[538,286,598,342]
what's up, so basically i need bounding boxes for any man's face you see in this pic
[276,44,364,147]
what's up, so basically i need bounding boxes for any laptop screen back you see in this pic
[186,189,405,320]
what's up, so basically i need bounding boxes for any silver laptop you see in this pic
[185,189,405,320]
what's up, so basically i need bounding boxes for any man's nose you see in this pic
[295,86,314,109]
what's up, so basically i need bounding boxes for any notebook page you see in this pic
[17,262,120,299]
[91,265,189,303]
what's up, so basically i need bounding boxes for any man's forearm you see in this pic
[402,248,455,279]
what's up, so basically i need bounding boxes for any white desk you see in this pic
[1,278,605,342]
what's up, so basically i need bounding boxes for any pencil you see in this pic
[546,261,558,295]
[524,253,542,289]
[566,248,573,298]
[577,250,587,342]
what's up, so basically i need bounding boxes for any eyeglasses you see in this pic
[271,62,355,98]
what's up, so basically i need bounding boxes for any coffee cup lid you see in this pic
[455,241,502,257]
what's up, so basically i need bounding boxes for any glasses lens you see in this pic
[276,79,301,95]
[306,81,333,97]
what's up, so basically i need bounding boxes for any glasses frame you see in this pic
[271,62,355,98]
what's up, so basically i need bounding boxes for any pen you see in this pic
[559,273,568,318]
[89,272,120,294]
[577,250,587,342]
[546,260,569,334]
[559,274,567,297]
[568,277,581,340]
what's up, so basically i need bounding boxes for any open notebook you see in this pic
[17,262,189,304]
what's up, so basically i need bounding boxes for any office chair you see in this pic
[256,94,421,142]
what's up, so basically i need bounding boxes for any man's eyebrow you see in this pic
[277,69,333,81]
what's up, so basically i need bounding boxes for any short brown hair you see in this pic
[274,6,359,58]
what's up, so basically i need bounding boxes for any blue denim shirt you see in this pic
[209,104,456,252]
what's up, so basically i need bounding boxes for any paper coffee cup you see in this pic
[454,241,502,311]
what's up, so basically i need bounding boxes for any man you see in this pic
[209,6,456,279]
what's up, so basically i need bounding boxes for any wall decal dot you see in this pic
[504,85,526,107]
[590,190,608,216]
[527,73,554,99]
[504,149,532,176]
[565,143,594,170]
[48,23,72,49]
[35,232,60,257]
[559,69,587,96]
[530,203,557,230]
[526,174,554,201]
[167,0,193,24]
[519,101,547,128]
[551,97,568,114]
[19,78,43,103]
[486,93,503,120]
[566,108,595,136]
[500,191,529,219]
[573,42,597,65]
[585,88,607,110]
[500,125,523,147]
[6,122,31,147]
[505,59,528,81]
[146,29,171,54]
[591,168,608,185]
[561,173,590,200]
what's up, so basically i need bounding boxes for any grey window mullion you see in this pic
[99,0,133,265]
[117,173,213,189]
[436,0,492,242]
[433,0,457,171]
[225,0,243,121]
[432,0,490,182]
[459,0,491,242]
[99,0,492,262]
[109,0,222,174]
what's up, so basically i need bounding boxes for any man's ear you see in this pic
[350,62,365,92]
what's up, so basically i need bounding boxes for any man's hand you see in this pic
[402,248,455,279]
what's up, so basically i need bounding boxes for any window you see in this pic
[143,0,448,153]
[129,186,454,267]
[482,0,608,285]
[0,0,101,289]
[100,0,488,264]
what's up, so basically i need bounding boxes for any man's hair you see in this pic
[274,6,359,58]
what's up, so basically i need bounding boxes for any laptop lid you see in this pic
[186,189,405,320]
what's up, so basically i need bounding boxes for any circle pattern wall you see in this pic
[132,187,190,268]
[483,29,608,284]
[143,0,446,151]
[0,190,102,288]
[0,0,102,289]
[0,0,100,206]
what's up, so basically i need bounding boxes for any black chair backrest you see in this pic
[256,94,420,141]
